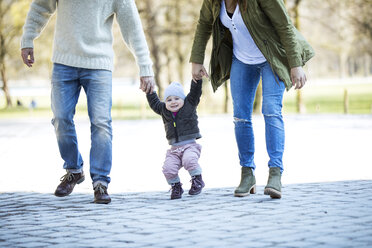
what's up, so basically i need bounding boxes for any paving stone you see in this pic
[1,116,372,247]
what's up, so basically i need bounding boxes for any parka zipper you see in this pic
[172,115,179,143]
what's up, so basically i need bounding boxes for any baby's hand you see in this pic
[192,63,209,83]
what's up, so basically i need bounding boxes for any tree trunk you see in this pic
[165,47,172,85]
[253,81,262,113]
[163,2,172,87]
[174,1,185,83]
[339,51,348,78]
[343,89,349,114]
[224,81,229,113]
[293,0,305,114]
[364,54,371,76]
[1,61,12,108]
[296,88,306,114]
[347,57,354,77]
[143,0,162,98]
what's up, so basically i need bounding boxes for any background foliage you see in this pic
[0,0,371,115]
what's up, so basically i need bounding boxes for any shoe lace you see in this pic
[95,184,106,194]
[60,172,74,182]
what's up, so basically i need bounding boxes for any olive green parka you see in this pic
[190,0,315,91]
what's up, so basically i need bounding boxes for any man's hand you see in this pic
[140,76,155,94]
[290,66,307,90]
[192,63,209,83]
[21,48,35,67]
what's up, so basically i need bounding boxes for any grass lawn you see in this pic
[1,82,372,119]
[283,83,372,114]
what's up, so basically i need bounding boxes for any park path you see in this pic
[1,114,372,247]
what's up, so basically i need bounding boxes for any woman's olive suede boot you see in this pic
[234,167,256,197]
[264,167,282,199]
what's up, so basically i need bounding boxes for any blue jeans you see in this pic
[230,56,286,173]
[51,63,113,186]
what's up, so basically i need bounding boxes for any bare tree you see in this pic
[137,0,201,98]
[0,0,26,107]
[162,0,200,83]
[345,0,372,76]
[291,0,306,113]
[137,0,163,98]
[308,0,366,78]
[347,0,372,42]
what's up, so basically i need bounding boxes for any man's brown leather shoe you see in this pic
[54,171,85,197]
[94,183,111,204]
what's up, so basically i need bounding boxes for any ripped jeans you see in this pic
[230,56,286,173]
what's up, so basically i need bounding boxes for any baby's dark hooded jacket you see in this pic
[146,80,202,145]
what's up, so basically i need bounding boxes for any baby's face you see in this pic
[165,95,184,112]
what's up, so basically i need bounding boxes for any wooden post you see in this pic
[343,89,349,114]
[141,96,146,119]
[293,0,305,114]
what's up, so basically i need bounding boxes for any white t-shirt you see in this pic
[220,0,266,65]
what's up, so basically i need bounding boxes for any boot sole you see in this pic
[54,176,85,197]
[264,187,282,199]
[77,176,85,184]
[94,198,111,204]
[189,190,202,195]
[234,185,256,197]
[189,185,205,195]
[171,191,184,200]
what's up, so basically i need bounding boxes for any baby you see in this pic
[146,80,205,199]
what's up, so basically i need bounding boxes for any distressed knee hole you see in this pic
[233,117,251,123]
[234,117,252,124]
[262,113,282,118]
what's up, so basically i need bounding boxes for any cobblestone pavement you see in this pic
[1,180,372,248]
[1,114,372,247]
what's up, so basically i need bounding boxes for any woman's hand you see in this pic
[192,63,209,83]
[290,66,307,90]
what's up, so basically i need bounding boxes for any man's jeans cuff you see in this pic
[93,180,108,189]
[67,168,83,174]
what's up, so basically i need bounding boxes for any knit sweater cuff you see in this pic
[20,39,34,49]
[139,64,154,77]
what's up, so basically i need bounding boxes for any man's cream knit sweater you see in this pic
[21,0,153,76]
